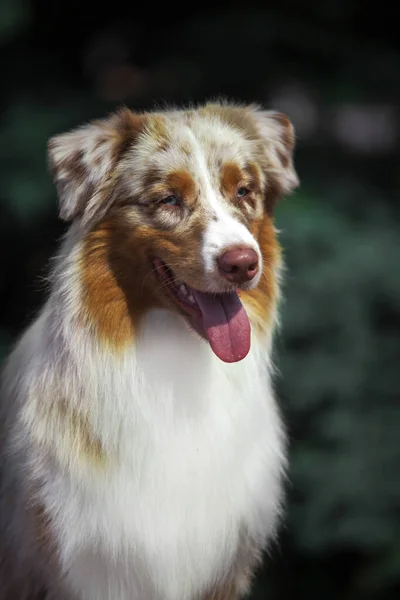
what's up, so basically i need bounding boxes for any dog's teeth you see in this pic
[179,284,188,296]
[188,294,195,304]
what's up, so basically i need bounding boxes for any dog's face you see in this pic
[49,103,298,362]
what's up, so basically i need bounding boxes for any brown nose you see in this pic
[217,247,259,284]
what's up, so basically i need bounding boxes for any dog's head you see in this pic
[48,103,298,363]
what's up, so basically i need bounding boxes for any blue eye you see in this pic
[237,187,250,198]
[162,195,179,206]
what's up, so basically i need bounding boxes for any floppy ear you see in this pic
[249,107,299,197]
[48,108,144,228]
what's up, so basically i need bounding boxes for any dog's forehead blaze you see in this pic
[137,112,254,175]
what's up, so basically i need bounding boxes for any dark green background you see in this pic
[1,1,399,598]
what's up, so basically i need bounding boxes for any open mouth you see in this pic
[153,258,251,363]
[153,259,202,317]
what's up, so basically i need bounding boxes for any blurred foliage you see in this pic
[1,0,399,598]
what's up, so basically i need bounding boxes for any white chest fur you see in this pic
[37,310,286,600]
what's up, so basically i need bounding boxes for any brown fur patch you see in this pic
[241,215,281,332]
[57,399,106,466]
[80,218,170,351]
[81,223,141,350]
[32,393,108,468]
[220,162,264,212]
[141,169,198,210]
[166,169,198,204]
[220,162,262,217]
[79,208,211,352]
[245,162,263,194]
[220,162,243,198]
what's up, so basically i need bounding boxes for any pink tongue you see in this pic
[192,290,251,363]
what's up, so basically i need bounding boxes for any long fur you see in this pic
[0,101,298,600]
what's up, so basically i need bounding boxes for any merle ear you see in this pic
[249,107,299,197]
[48,108,144,228]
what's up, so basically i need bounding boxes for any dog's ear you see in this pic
[48,109,145,227]
[249,107,299,197]
[203,102,299,199]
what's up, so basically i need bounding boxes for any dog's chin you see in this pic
[152,258,253,364]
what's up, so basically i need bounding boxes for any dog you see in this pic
[0,101,298,599]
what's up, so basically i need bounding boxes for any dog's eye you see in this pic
[237,187,250,198]
[161,195,180,206]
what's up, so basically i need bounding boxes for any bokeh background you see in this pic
[1,1,399,598]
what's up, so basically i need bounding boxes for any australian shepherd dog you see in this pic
[0,101,298,600]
